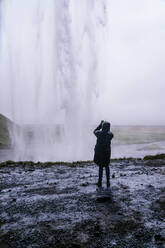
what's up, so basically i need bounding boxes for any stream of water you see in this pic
[0,0,107,161]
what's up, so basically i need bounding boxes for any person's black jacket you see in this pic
[94,121,113,166]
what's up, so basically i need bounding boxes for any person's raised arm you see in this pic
[93,120,104,136]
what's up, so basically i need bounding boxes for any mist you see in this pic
[0,0,165,125]
[0,0,165,161]
[0,0,108,161]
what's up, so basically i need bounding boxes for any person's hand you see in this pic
[98,120,104,129]
[101,120,104,125]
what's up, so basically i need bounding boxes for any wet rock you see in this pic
[155,234,165,243]
[119,183,129,190]
[113,219,141,235]
[119,195,127,202]
[81,182,89,187]
[120,173,127,177]
[144,160,165,167]
[0,240,9,248]
[135,229,152,241]
[69,243,81,248]
[96,196,112,203]
[157,195,165,210]
[117,211,123,216]
[148,184,154,188]
[112,173,115,178]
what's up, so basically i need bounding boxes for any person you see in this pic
[93,120,114,189]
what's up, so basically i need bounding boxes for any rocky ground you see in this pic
[0,158,165,248]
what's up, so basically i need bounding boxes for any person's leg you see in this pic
[105,164,110,187]
[97,165,103,187]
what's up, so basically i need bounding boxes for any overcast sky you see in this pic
[97,0,165,125]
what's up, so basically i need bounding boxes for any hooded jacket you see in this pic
[94,122,113,166]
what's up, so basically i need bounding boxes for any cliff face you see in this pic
[0,114,13,148]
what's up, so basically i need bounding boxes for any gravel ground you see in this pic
[0,159,165,248]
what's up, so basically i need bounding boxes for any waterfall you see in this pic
[0,0,107,161]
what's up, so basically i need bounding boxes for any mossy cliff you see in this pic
[0,114,13,148]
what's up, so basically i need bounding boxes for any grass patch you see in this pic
[1,154,164,168]
[143,154,165,160]
[0,160,93,167]
[0,158,141,167]
[0,114,12,147]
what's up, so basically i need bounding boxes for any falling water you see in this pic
[0,0,107,161]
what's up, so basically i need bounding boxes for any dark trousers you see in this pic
[98,165,110,187]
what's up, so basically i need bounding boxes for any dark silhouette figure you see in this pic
[94,120,114,188]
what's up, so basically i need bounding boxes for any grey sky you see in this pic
[97,0,165,125]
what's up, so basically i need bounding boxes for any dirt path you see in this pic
[0,159,165,248]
